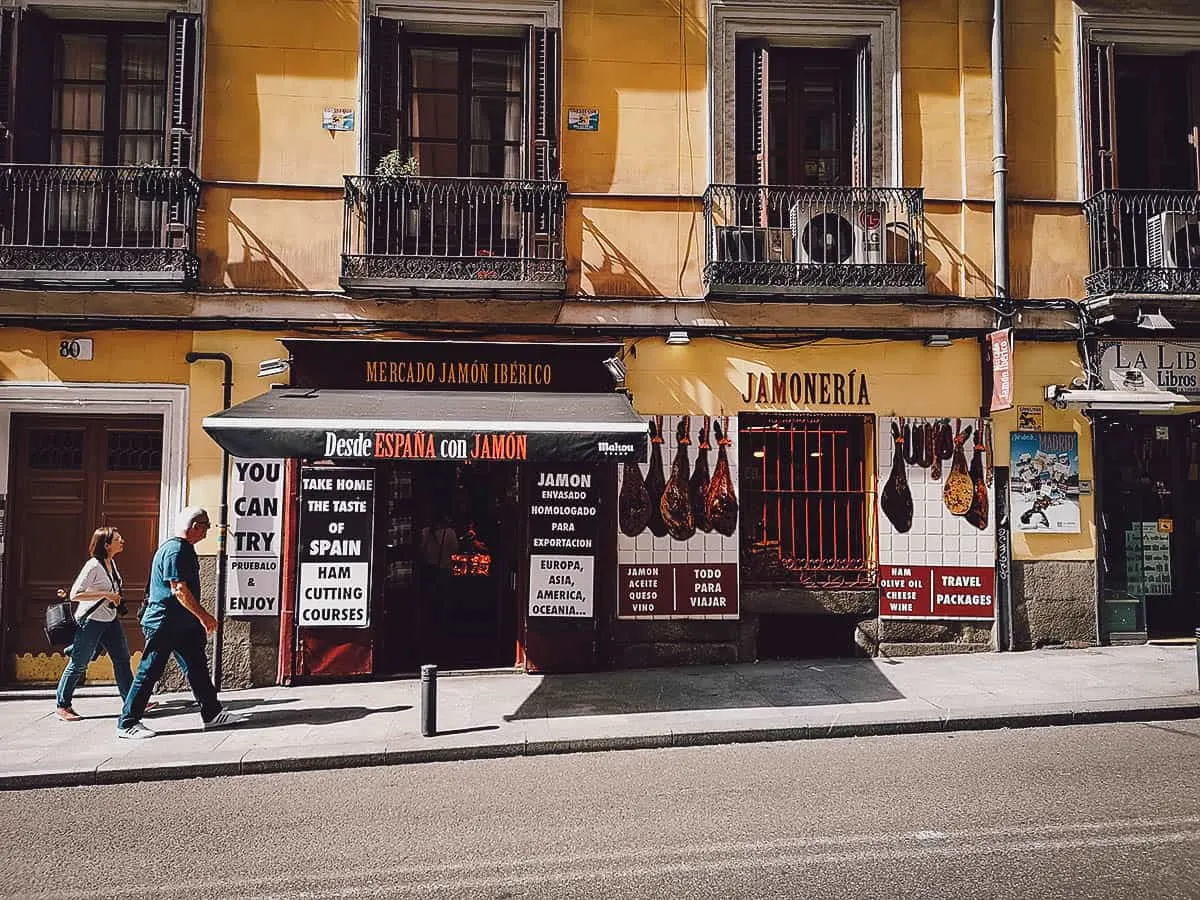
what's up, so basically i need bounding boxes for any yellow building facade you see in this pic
[1,0,1195,684]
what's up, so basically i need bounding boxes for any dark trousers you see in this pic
[118,615,220,728]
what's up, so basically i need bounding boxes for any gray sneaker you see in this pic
[202,709,245,730]
[117,722,156,740]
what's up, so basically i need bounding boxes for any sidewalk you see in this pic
[1,644,1196,790]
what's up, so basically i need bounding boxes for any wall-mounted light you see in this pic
[1136,308,1174,330]
[257,357,290,378]
[923,333,952,348]
[666,330,690,345]
[752,447,765,459]
[603,355,627,384]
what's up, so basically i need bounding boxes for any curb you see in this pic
[2,698,1197,791]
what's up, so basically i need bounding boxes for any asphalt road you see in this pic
[2,720,1198,899]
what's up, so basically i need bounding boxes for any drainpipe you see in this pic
[186,351,233,688]
[992,0,1015,652]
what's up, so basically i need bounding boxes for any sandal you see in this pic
[56,707,82,722]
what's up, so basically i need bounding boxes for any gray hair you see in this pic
[174,506,209,535]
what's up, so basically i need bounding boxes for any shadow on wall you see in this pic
[199,195,306,290]
[923,211,993,297]
[575,213,665,298]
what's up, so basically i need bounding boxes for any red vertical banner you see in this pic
[989,329,1014,412]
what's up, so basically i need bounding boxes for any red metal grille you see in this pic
[740,413,874,587]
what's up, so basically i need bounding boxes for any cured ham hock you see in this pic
[881,421,913,533]
[661,417,696,541]
[705,417,738,537]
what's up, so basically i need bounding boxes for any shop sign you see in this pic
[617,415,740,619]
[297,467,374,627]
[1010,432,1081,533]
[285,339,623,394]
[1099,341,1200,395]
[879,565,995,620]
[224,459,283,617]
[1017,406,1043,431]
[988,329,1014,412]
[528,467,598,617]
[741,369,870,407]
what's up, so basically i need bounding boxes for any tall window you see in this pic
[367,18,559,181]
[51,28,167,166]
[407,37,523,178]
[735,41,870,188]
[739,414,873,588]
[1085,46,1200,194]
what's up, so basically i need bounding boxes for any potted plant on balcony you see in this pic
[132,162,188,203]
[374,150,423,205]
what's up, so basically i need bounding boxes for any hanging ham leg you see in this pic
[880,421,913,533]
[943,423,975,516]
[690,416,712,533]
[705,417,739,537]
[618,455,652,538]
[965,420,989,530]
[645,416,669,538]
[661,417,696,541]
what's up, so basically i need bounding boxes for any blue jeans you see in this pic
[55,617,133,709]
[118,614,221,729]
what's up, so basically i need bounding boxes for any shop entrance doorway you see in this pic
[1096,414,1200,640]
[375,460,521,673]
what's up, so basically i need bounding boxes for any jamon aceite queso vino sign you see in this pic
[616,414,739,619]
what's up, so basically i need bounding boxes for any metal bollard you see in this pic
[420,664,437,737]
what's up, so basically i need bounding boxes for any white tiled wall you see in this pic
[617,414,740,565]
[877,417,995,567]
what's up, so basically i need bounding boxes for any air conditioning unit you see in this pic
[1146,211,1200,269]
[715,225,793,263]
[791,203,886,265]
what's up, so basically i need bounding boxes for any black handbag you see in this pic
[44,591,106,649]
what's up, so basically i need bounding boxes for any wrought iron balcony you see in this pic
[1082,189,1200,297]
[703,185,927,297]
[341,175,567,295]
[0,164,200,289]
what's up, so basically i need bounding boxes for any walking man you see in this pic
[117,506,243,739]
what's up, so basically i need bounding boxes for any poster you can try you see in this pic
[616,414,739,619]
[1009,431,1081,533]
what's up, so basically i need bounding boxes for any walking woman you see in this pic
[54,527,135,721]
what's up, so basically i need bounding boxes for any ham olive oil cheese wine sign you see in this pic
[224,459,284,617]
[528,466,598,617]
[877,418,996,621]
[617,415,739,619]
[297,467,375,628]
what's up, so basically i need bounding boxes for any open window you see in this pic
[1082,40,1200,281]
[734,41,871,190]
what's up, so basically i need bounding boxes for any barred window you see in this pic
[740,413,874,587]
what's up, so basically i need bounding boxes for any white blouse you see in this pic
[69,558,121,624]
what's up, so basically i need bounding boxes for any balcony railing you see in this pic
[0,164,200,288]
[341,175,567,294]
[703,185,926,296]
[1082,189,1200,296]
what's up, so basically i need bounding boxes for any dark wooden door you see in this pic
[3,414,162,676]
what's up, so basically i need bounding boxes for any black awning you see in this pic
[201,388,648,463]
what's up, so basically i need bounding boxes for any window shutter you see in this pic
[367,16,404,173]
[0,10,15,162]
[527,26,560,180]
[734,40,769,187]
[13,8,52,163]
[165,13,201,170]
[853,40,871,187]
[1083,41,1118,194]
